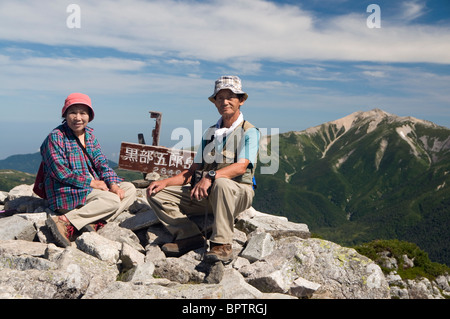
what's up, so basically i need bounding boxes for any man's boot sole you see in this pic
[204,253,233,264]
[46,217,71,248]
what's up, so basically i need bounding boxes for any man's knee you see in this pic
[210,178,231,194]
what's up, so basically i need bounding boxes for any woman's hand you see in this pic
[109,183,125,200]
[90,179,108,191]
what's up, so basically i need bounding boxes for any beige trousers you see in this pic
[66,182,136,230]
[147,178,254,244]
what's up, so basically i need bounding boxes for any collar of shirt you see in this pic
[214,112,244,142]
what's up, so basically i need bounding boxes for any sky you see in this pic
[0,0,449,163]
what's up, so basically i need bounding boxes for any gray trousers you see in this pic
[66,182,136,230]
[147,178,254,244]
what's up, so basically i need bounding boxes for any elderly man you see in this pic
[147,76,260,263]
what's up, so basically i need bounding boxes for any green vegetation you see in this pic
[0,170,36,192]
[115,169,143,181]
[354,239,450,281]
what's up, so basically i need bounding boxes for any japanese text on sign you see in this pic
[118,142,195,177]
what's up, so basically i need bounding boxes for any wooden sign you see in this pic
[118,142,196,177]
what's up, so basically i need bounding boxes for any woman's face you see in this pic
[65,104,90,135]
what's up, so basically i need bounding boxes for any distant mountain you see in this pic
[0,152,118,175]
[253,109,450,266]
[0,152,42,174]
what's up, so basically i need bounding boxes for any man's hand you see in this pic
[147,179,169,197]
[190,176,212,201]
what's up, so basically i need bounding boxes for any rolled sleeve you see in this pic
[237,127,260,166]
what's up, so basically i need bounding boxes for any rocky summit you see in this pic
[0,183,449,299]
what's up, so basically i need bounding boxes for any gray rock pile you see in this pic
[0,184,447,299]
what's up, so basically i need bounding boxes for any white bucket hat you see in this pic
[208,75,248,103]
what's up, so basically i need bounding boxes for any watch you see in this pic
[207,170,216,182]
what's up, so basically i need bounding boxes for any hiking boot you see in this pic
[204,243,233,264]
[46,215,76,248]
[161,235,205,257]
[82,220,106,232]
[81,223,96,232]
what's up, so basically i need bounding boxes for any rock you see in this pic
[0,240,57,271]
[386,271,403,286]
[97,221,144,253]
[120,208,160,231]
[240,237,390,299]
[4,196,46,214]
[236,207,310,239]
[120,242,145,271]
[145,244,166,262]
[205,261,225,284]
[0,242,118,299]
[7,184,34,200]
[378,251,398,270]
[75,232,121,264]
[55,247,120,299]
[232,256,251,271]
[121,262,155,282]
[289,277,321,298]
[0,239,49,257]
[153,256,206,284]
[0,215,37,241]
[146,223,173,246]
[435,275,450,293]
[240,231,275,262]
[290,238,390,299]
[1,184,448,300]
[15,212,47,227]
[0,191,8,204]
[406,277,443,299]
[131,179,151,188]
[402,254,415,269]
[219,268,264,299]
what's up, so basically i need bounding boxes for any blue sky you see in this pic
[0,0,449,163]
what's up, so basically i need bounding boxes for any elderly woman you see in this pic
[41,93,136,247]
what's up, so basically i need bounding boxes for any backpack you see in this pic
[33,162,47,199]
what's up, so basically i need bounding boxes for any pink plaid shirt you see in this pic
[40,122,122,211]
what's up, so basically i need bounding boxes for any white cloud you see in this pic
[165,59,200,66]
[21,57,146,71]
[0,0,449,64]
[362,71,386,78]
[400,1,427,22]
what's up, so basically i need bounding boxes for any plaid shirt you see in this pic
[40,122,122,211]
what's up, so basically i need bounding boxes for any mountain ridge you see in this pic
[0,152,118,175]
[253,108,450,266]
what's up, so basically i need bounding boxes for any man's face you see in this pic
[214,89,244,118]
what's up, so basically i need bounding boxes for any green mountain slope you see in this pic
[0,152,42,175]
[254,109,450,266]
[0,170,36,192]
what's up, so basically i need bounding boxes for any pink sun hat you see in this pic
[61,93,95,122]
